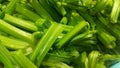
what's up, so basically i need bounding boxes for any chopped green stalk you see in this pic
[35,18,48,31]
[42,60,73,68]
[32,31,43,41]
[4,14,38,32]
[103,54,120,61]
[62,24,74,32]
[11,50,37,68]
[60,17,68,25]
[70,31,88,43]
[97,13,109,25]
[31,0,53,20]
[110,25,120,41]
[69,11,85,26]
[0,0,20,18]
[48,0,67,16]
[0,44,19,68]
[91,0,110,14]
[0,35,30,50]
[110,0,120,23]
[0,19,32,43]
[1,0,120,68]
[98,14,120,40]
[56,20,88,49]
[78,11,96,30]
[16,3,41,22]
[79,52,88,68]
[0,50,14,68]
[41,49,77,68]
[88,51,100,68]
[35,18,73,32]
[30,23,63,67]
[38,0,61,22]
[4,0,19,14]
[56,1,67,16]
[64,3,87,12]
[97,24,116,49]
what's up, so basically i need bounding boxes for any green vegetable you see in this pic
[110,0,120,23]
[91,0,111,14]
[98,14,120,40]
[60,17,68,25]
[0,0,20,18]
[31,0,52,20]
[0,19,32,43]
[0,35,30,50]
[4,14,38,32]
[77,11,96,30]
[56,19,88,49]
[48,0,67,16]
[42,60,73,68]
[0,44,19,68]
[12,50,37,68]
[88,51,100,68]
[97,23,116,49]
[0,0,120,68]
[15,3,41,22]
[79,52,88,68]
[30,23,63,67]
[38,0,61,22]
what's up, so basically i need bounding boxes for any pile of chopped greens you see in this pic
[0,0,120,68]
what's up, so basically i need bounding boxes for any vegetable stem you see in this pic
[30,23,63,67]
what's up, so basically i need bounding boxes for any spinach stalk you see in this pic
[30,23,63,67]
